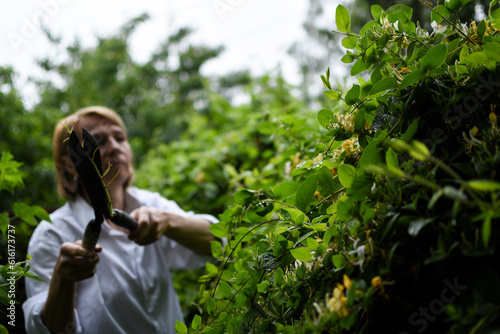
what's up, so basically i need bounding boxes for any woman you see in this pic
[23,106,220,333]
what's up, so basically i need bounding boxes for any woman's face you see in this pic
[76,115,133,186]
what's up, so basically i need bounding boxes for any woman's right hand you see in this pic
[53,240,102,283]
[42,241,102,332]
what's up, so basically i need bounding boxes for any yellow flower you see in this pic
[343,275,352,290]
[371,276,382,287]
[342,140,355,156]
[326,284,349,317]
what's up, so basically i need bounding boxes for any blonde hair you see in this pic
[53,106,133,200]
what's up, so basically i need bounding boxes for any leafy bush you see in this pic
[0,152,47,333]
[177,1,500,333]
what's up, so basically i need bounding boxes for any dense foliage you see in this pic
[173,1,500,333]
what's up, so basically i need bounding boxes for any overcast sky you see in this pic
[0,1,311,106]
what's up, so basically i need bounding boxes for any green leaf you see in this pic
[399,69,425,90]
[0,152,25,192]
[402,118,419,142]
[317,166,336,194]
[295,175,317,212]
[431,5,451,23]
[463,51,490,65]
[257,281,270,293]
[206,297,216,315]
[445,0,472,12]
[443,186,468,201]
[233,189,256,205]
[206,262,218,276]
[482,213,493,247]
[192,314,202,330]
[386,4,413,20]
[483,43,500,61]
[351,58,370,76]
[321,75,332,90]
[336,5,351,32]
[357,140,379,171]
[421,44,447,71]
[217,281,233,299]
[492,7,500,19]
[468,180,500,191]
[282,207,306,224]
[0,212,9,235]
[341,54,355,63]
[371,5,383,21]
[175,321,188,334]
[210,240,223,258]
[209,223,226,239]
[338,165,357,188]
[290,247,314,262]
[345,84,360,106]
[428,189,444,209]
[342,35,357,49]
[386,148,399,169]
[324,91,342,100]
[324,225,339,244]
[23,270,43,282]
[347,175,373,201]
[13,203,50,226]
[332,254,346,268]
[318,109,335,130]
[368,77,397,96]
[0,289,10,307]
[273,181,299,200]
[408,218,434,236]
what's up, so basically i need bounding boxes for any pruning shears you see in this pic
[69,128,137,250]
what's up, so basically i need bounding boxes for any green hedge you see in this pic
[176,2,500,333]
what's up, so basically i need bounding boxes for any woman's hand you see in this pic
[128,207,173,245]
[53,240,102,283]
[42,241,101,333]
[128,206,216,255]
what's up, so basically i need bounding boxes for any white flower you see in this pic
[348,239,367,272]
[461,23,468,35]
[416,27,429,39]
[383,18,391,29]
[431,21,447,34]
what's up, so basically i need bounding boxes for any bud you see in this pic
[489,112,497,126]
[343,274,352,290]
[409,140,430,161]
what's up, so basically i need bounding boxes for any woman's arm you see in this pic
[41,241,101,333]
[128,207,217,255]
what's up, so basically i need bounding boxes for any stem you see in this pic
[196,276,253,333]
[211,218,280,298]
[418,0,477,46]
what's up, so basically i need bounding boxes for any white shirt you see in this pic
[23,187,218,334]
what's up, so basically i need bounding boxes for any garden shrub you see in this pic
[178,1,500,333]
[0,152,47,333]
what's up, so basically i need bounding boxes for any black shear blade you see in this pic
[69,128,112,220]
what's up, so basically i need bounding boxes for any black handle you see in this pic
[112,209,138,230]
[82,219,102,250]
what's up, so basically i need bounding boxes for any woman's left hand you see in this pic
[128,206,217,255]
[128,207,176,245]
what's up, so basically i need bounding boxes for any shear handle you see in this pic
[112,209,138,230]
